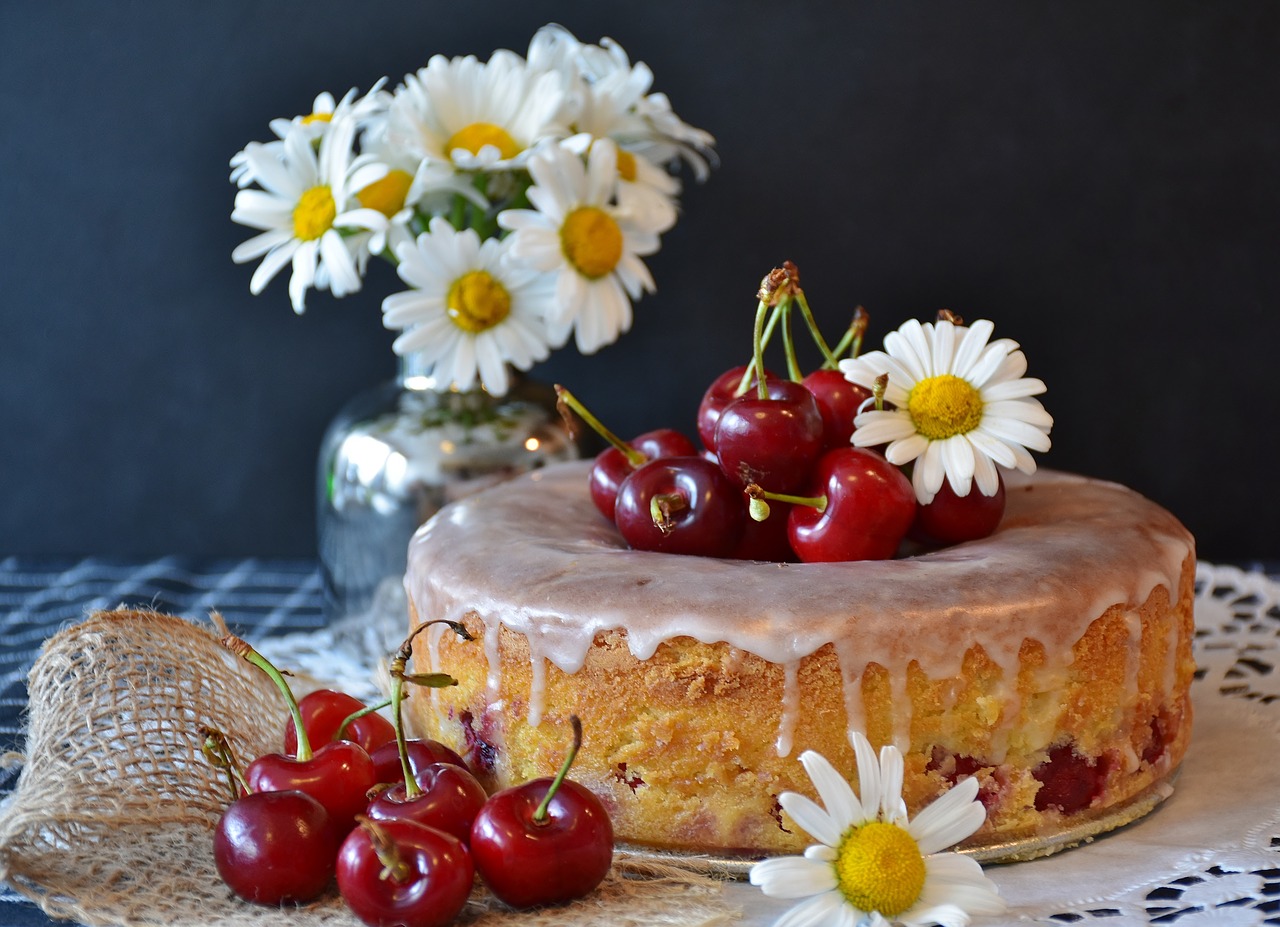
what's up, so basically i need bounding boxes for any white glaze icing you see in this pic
[406,461,1194,747]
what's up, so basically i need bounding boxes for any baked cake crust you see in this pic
[404,460,1196,856]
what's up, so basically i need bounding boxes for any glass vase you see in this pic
[317,352,577,649]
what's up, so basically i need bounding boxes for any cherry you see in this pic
[214,789,338,905]
[556,386,696,521]
[729,497,796,562]
[337,817,473,927]
[695,364,778,450]
[470,717,613,909]
[750,447,915,562]
[366,762,488,845]
[222,634,379,837]
[1032,743,1110,814]
[911,474,1006,546]
[371,738,467,784]
[284,689,396,756]
[613,456,744,557]
[590,429,697,521]
[801,367,873,450]
[714,379,825,493]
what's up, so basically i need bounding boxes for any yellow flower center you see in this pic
[907,374,985,440]
[446,270,512,333]
[300,112,332,126]
[834,821,926,917]
[560,207,623,280]
[445,122,521,160]
[292,185,337,241]
[615,148,638,182]
[357,169,414,218]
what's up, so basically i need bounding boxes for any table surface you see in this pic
[3,557,1280,927]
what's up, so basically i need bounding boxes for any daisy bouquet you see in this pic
[229,24,714,397]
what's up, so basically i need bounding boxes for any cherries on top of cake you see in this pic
[558,262,1053,564]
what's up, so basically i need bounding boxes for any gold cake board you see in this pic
[614,769,1179,880]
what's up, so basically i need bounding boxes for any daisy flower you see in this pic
[229,85,386,188]
[497,140,661,354]
[380,216,556,396]
[839,317,1053,505]
[749,735,1006,927]
[383,50,567,173]
[231,116,390,313]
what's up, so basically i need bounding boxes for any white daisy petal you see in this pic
[849,731,881,821]
[981,416,1053,453]
[969,438,1002,497]
[799,750,861,832]
[773,891,850,927]
[985,398,1054,430]
[777,792,843,848]
[884,433,930,467]
[950,318,994,379]
[940,434,976,495]
[878,745,905,823]
[748,856,837,898]
[909,780,986,855]
[982,376,1048,401]
[852,412,918,448]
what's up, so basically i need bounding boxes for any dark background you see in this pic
[2,2,1277,563]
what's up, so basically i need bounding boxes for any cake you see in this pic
[402,459,1195,860]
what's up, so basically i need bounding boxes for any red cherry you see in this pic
[1032,744,1110,814]
[469,717,612,908]
[589,428,697,521]
[284,689,396,756]
[365,762,488,845]
[801,368,873,449]
[214,789,338,905]
[729,498,796,562]
[783,447,915,562]
[695,364,779,450]
[337,818,473,927]
[247,741,378,839]
[912,474,1006,545]
[614,456,744,557]
[714,380,825,493]
[371,738,467,784]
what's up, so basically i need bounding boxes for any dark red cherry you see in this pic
[911,474,1006,546]
[214,789,338,906]
[730,498,796,562]
[1032,744,1109,814]
[801,368,873,450]
[365,762,488,845]
[284,689,396,755]
[614,456,744,557]
[371,738,467,785]
[714,380,825,493]
[696,365,778,450]
[785,447,915,562]
[590,428,697,520]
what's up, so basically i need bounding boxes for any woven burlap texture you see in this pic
[0,609,736,927]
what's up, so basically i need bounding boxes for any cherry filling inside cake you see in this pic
[404,460,1195,858]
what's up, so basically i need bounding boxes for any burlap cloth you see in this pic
[0,610,736,927]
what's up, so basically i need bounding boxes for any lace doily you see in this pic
[258,563,1280,926]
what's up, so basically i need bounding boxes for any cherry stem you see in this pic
[389,620,471,798]
[200,726,248,801]
[873,373,889,412]
[533,715,583,825]
[221,634,312,761]
[358,816,413,884]
[650,492,685,535]
[335,698,393,744]
[793,288,841,369]
[555,385,645,467]
[751,297,772,399]
[745,482,827,518]
[733,302,784,397]
[781,296,803,382]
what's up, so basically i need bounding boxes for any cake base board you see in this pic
[614,769,1180,880]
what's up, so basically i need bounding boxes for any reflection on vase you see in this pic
[317,352,576,648]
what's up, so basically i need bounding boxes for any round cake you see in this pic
[403,459,1196,860]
